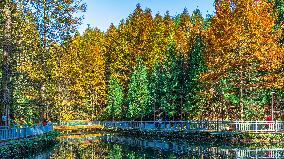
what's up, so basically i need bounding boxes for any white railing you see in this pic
[235,148,284,158]
[0,124,53,141]
[95,121,284,132]
[234,121,284,132]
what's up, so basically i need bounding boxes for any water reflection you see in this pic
[24,132,284,159]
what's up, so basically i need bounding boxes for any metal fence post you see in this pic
[274,120,278,132]
[255,121,258,132]
[187,121,190,131]
[217,120,219,132]
[4,129,8,141]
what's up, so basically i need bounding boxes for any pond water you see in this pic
[23,132,284,159]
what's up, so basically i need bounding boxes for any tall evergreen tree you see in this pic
[160,45,180,120]
[185,36,206,119]
[148,62,162,120]
[202,0,283,120]
[105,75,123,120]
[127,58,150,120]
[176,55,187,120]
[274,0,284,45]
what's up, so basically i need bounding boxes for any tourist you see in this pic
[42,119,47,126]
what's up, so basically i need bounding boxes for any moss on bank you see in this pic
[0,131,60,158]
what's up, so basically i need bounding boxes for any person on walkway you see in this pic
[266,115,273,130]
[42,119,47,126]
[158,117,162,129]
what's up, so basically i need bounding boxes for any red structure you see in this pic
[266,116,272,121]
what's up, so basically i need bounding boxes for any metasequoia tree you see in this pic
[48,28,107,121]
[174,9,192,57]
[274,0,284,45]
[147,13,168,68]
[79,28,107,120]
[105,75,123,120]
[202,0,284,119]
[5,1,284,122]
[127,59,150,120]
[148,62,162,120]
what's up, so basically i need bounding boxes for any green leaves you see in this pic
[29,0,86,45]
[127,59,150,119]
[273,0,284,45]
[3,2,283,123]
[106,76,123,120]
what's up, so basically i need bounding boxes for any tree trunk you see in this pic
[240,65,244,120]
[2,2,12,126]
[39,0,48,122]
[238,40,244,121]
[180,94,183,120]
[154,98,156,121]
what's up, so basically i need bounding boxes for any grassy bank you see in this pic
[0,131,60,158]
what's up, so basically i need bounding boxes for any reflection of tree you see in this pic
[127,151,143,159]
[109,144,123,159]
[50,139,219,158]
[50,141,110,159]
[50,140,177,158]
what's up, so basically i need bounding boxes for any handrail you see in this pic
[54,120,284,132]
[0,123,53,141]
[92,120,284,132]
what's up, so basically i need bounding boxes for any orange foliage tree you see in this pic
[202,0,284,119]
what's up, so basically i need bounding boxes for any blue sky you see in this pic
[78,0,216,33]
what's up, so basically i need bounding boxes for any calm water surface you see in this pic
[23,132,284,159]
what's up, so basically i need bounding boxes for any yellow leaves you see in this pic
[202,0,283,86]
[49,28,107,119]
[55,126,103,131]
[62,111,75,121]
[261,72,284,88]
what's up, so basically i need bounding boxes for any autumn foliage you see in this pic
[1,1,283,124]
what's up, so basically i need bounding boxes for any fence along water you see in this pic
[96,120,284,132]
[0,124,53,141]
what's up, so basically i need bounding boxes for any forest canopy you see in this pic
[0,0,283,125]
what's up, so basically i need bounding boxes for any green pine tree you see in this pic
[148,62,162,120]
[185,36,206,119]
[160,45,180,120]
[274,0,284,45]
[105,76,124,120]
[176,55,187,120]
[127,58,150,120]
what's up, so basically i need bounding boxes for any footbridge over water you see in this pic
[55,120,284,133]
